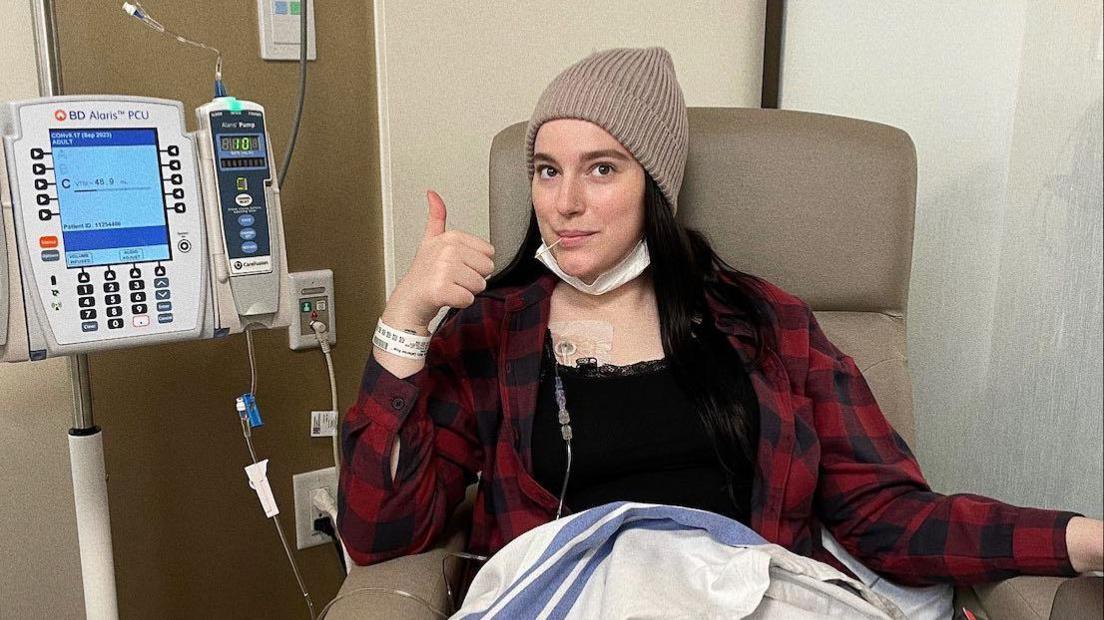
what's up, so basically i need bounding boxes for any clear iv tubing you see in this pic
[240,328,317,620]
[316,587,448,619]
[246,328,258,397]
[553,373,573,520]
[122,2,225,95]
[237,414,316,619]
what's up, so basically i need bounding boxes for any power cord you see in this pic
[307,320,349,576]
[278,0,310,188]
[312,516,346,573]
[309,320,340,471]
[310,486,347,577]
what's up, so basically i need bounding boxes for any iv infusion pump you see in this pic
[0,95,291,362]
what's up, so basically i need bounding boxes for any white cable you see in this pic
[308,320,351,574]
[309,320,340,471]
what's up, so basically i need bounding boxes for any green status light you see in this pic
[227,97,243,112]
[300,301,312,313]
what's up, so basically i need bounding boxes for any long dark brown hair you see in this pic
[469,175,778,503]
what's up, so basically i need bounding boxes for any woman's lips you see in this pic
[556,232,595,248]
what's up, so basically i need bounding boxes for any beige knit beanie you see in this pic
[526,46,690,214]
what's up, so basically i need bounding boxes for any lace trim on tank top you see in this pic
[542,332,669,378]
[557,357,668,377]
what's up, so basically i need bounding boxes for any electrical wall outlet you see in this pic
[292,466,337,550]
[288,269,335,350]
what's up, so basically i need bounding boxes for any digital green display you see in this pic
[220,135,260,152]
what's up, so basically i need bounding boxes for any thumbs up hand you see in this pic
[383,191,496,332]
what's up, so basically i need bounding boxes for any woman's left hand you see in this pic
[1066,516,1104,573]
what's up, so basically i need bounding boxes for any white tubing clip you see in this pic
[245,459,279,517]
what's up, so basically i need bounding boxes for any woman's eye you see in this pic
[538,165,558,179]
[594,163,614,176]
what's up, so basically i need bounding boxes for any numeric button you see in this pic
[131,291,147,302]
[105,294,122,306]
[107,318,124,330]
[106,306,123,318]
[104,282,120,293]
[77,284,94,295]
[78,297,95,308]
[80,309,97,320]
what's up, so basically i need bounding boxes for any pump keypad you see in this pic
[67,266,176,331]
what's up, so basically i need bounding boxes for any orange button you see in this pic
[39,235,59,249]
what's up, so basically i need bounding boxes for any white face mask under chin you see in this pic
[535,237,651,296]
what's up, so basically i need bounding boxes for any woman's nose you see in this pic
[554,177,585,216]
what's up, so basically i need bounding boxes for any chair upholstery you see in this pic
[334,108,1096,619]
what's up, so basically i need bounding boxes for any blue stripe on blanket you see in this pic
[459,502,766,619]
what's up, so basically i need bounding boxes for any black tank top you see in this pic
[531,328,758,523]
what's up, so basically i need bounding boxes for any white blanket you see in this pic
[453,502,907,619]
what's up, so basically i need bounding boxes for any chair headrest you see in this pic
[489,107,916,312]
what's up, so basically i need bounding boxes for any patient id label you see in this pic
[311,410,337,438]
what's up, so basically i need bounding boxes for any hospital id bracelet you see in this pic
[373,319,432,359]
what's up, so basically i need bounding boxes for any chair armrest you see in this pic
[959,576,1103,620]
[327,489,475,619]
[1049,576,1103,620]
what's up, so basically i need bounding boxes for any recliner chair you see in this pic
[330,108,1102,619]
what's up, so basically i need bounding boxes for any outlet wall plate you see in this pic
[288,269,335,350]
[256,0,317,61]
[292,466,337,549]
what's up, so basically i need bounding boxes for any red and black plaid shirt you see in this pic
[339,270,1079,586]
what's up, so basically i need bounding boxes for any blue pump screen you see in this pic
[50,128,171,268]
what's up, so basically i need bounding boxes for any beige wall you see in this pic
[0,0,85,618]
[4,0,386,617]
[781,0,1103,518]
[376,0,768,293]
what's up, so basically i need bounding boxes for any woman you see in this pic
[340,47,1102,609]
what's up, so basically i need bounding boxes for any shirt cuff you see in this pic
[360,354,429,431]
[1012,507,1083,577]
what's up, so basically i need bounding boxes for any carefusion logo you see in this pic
[54,109,67,122]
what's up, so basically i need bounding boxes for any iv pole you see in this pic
[31,1,121,618]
